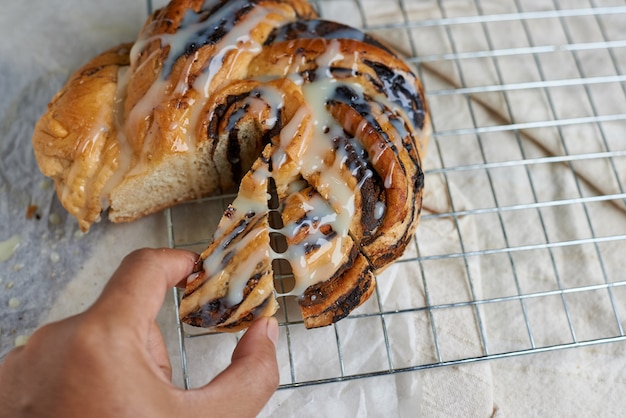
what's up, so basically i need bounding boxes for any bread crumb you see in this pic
[50,251,60,264]
[15,335,29,347]
[39,179,52,190]
[6,281,14,289]
[8,297,20,308]
[0,234,21,262]
[49,213,62,225]
[26,204,39,220]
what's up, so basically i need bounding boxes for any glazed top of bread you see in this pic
[32,0,318,231]
[33,0,430,330]
[32,0,428,232]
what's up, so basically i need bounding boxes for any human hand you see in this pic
[0,248,279,418]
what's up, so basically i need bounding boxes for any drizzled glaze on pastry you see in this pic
[32,0,429,330]
[173,0,429,330]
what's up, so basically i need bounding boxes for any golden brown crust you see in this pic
[300,251,376,328]
[32,43,132,231]
[179,211,279,331]
[32,0,429,331]
[32,0,317,232]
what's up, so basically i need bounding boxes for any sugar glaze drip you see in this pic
[195,37,404,307]
[146,2,430,328]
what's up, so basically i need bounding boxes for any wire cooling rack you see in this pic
[155,0,626,389]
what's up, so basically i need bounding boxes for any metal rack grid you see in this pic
[155,0,626,389]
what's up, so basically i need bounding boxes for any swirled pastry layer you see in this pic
[32,0,430,330]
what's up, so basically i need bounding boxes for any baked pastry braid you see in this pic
[177,3,430,330]
[32,0,430,330]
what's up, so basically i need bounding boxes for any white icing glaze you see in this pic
[374,201,386,220]
[252,85,285,127]
[214,163,270,240]
[223,230,268,306]
[274,105,309,170]
[201,220,268,307]
[272,192,350,296]
[101,66,133,207]
[286,179,308,195]
[186,272,201,284]
[299,78,358,237]
[314,38,345,79]
[195,35,398,308]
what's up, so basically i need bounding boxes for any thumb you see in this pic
[186,317,280,417]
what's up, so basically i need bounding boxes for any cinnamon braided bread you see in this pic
[32,0,430,330]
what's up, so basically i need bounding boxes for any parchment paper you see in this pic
[1,0,625,416]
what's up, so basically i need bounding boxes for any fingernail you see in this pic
[266,317,279,347]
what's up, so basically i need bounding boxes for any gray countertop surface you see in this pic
[2,1,626,416]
